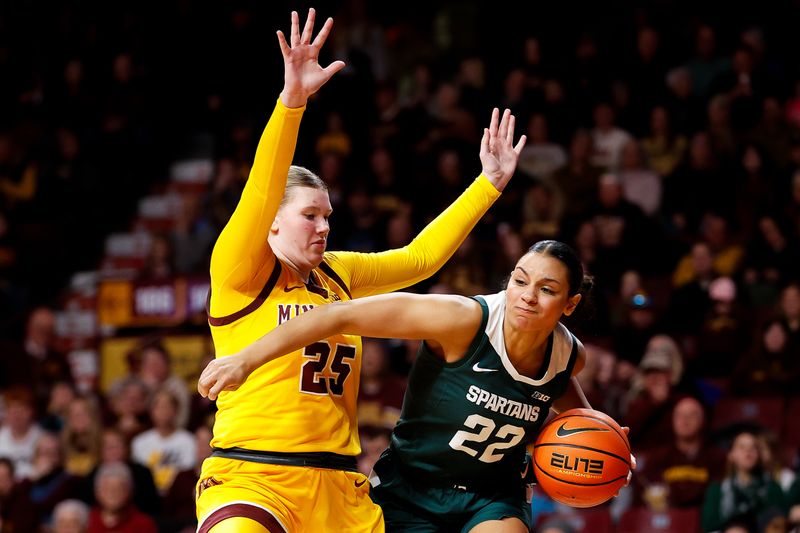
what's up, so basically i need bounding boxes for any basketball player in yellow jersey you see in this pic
[195,8,527,533]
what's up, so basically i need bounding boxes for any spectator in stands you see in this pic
[634,396,726,509]
[41,380,76,433]
[702,431,787,532]
[87,462,157,533]
[0,385,42,480]
[665,241,716,336]
[776,283,800,355]
[555,129,602,219]
[0,457,21,529]
[138,233,174,281]
[357,338,405,432]
[131,388,195,495]
[732,319,798,396]
[82,428,160,516]
[158,424,212,533]
[612,291,661,367]
[618,139,662,218]
[672,212,744,288]
[641,105,688,178]
[135,339,190,429]
[53,498,90,533]
[734,145,780,237]
[106,376,150,442]
[741,216,800,310]
[755,506,789,533]
[588,172,653,286]
[62,395,103,477]
[1,306,71,412]
[171,191,216,275]
[517,113,567,181]
[577,342,624,421]
[356,426,390,477]
[10,432,80,531]
[662,132,725,234]
[692,276,751,380]
[624,339,686,452]
[590,102,633,171]
[757,432,796,494]
[520,180,564,243]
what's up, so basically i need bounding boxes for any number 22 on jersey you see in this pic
[449,413,533,463]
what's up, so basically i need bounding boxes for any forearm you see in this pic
[551,377,592,414]
[346,174,501,296]
[239,302,347,372]
[210,99,304,289]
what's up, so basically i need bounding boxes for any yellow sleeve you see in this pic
[209,99,305,314]
[328,174,500,298]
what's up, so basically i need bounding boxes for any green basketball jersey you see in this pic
[389,292,579,488]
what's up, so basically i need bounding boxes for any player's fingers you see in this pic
[208,382,223,402]
[630,453,637,470]
[622,426,630,435]
[489,108,499,138]
[507,114,516,144]
[301,7,316,45]
[322,60,346,79]
[312,16,334,48]
[277,31,291,58]
[479,128,490,158]
[498,109,511,141]
[290,11,300,47]
[513,134,527,155]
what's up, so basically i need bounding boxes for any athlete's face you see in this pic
[504,252,581,332]
[271,187,332,272]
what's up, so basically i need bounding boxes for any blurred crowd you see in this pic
[2,1,800,531]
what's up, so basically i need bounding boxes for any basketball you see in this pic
[533,408,631,508]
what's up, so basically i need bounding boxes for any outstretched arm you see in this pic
[551,342,591,413]
[198,293,481,400]
[209,9,345,304]
[339,109,528,297]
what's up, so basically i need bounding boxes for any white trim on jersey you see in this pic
[479,291,575,386]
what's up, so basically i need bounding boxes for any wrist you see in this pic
[280,90,308,108]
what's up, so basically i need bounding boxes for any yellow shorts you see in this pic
[196,456,384,532]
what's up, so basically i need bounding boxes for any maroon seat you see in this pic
[536,507,614,533]
[710,396,784,436]
[618,507,701,533]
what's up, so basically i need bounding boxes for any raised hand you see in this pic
[479,108,527,192]
[197,354,255,401]
[278,8,345,108]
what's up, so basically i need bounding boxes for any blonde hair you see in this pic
[280,166,328,209]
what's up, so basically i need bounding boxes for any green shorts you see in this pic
[369,450,530,533]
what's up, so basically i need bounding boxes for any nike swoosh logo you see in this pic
[354,478,368,488]
[284,285,305,292]
[556,422,609,438]
[472,362,498,373]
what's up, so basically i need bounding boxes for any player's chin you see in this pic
[307,250,326,266]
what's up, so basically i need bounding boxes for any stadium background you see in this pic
[1,0,799,531]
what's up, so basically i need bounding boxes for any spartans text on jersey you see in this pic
[465,385,541,422]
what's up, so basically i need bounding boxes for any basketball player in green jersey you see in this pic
[199,240,613,532]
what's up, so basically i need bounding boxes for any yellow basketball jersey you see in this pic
[204,98,501,460]
[209,256,363,455]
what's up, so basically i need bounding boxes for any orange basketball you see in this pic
[533,408,631,508]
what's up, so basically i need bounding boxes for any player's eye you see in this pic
[541,287,555,295]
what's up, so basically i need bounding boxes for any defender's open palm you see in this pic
[197,354,253,401]
[279,8,345,108]
[479,108,527,192]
